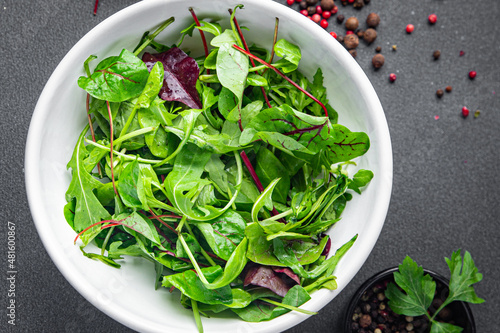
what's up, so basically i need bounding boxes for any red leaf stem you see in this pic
[93,0,99,15]
[240,151,264,192]
[232,44,329,118]
[86,94,102,177]
[229,9,272,109]
[106,101,118,196]
[149,209,179,235]
[240,151,283,219]
[189,7,209,69]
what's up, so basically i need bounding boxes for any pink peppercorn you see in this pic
[320,19,329,28]
[459,50,465,56]
[346,30,354,35]
[428,14,437,24]
[389,73,397,82]
[462,106,470,118]
[287,0,295,5]
[348,0,355,3]
[330,31,338,39]
[316,5,323,14]
[331,5,338,14]
[406,24,415,33]
[312,13,321,23]
[469,71,477,79]
[322,11,331,19]
[300,9,308,16]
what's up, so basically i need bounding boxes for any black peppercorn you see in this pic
[349,49,357,58]
[336,35,344,43]
[375,46,382,52]
[307,6,316,15]
[445,85,453,93]
[299,0,308,9]
[359,314,372,328]
[436,89,444,98]
[357,30,365,38]
[306,0,318,6]
[337,14,345,24]
[353,0,365,9]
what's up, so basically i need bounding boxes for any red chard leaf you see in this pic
[142,47,202,109]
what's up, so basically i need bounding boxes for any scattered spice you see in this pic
[462,106,470,118]
[406,24,415,34]
[433,50,441,60]
[353,0,365,9]
[375,46,382,52]
[389,73,397,82]
[474,110,481,118]
[345,17,360,30]
[469,71,477,79]
[330,31,338,39]
[445,85,453,93]
[435,115,440,120]
[372,54,385,69]
[337,14,345,24]
[436,89,444,98]
[363,28,377,43]
[344,34,360,49]
[428,13,437,24]
[459,50,465,56]
[392,44,397,51]
[366,13,380,28]
[320,0,335,11]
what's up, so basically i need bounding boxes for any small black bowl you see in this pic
[344,267,476,333]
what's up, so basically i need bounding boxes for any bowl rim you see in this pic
[25,0,393,332]
[343,267,476,332]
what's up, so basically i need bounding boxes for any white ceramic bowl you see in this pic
[25,0,392,332]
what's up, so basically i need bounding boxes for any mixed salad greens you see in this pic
[64,5,373,331]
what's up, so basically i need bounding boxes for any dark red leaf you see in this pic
[142,47,202,109]
[244,265,297,297]
[272,266,300,285]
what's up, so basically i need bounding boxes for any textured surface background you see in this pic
[1,0,498,332]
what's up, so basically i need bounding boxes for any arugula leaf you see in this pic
[273,39,301,73]
[65,128,111,232]
[78,49,149,102]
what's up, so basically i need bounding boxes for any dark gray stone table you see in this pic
[1,0,498,332]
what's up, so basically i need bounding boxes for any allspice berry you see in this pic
[320,0,335,11]
[306,0,318,6]
[436,89,444,98]
[372,54,385,69]
[353,0,365,9]
[366,13,380,28]
[433,50,441,60]
[345,17,359,31]
[363,28,377,43]
[344,34,359,49]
